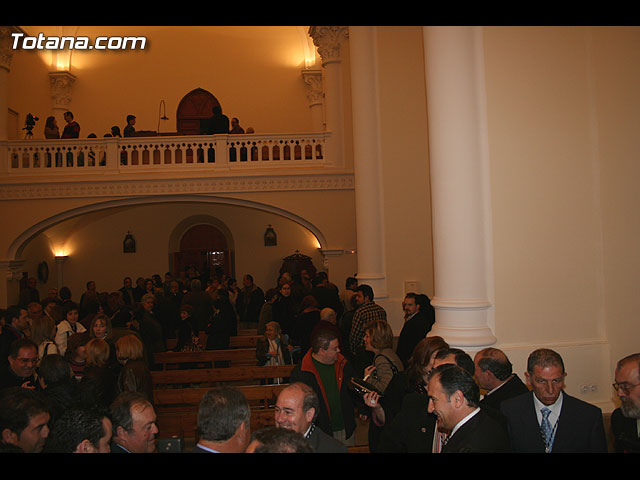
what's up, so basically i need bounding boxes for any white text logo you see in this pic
[11,33,147,50]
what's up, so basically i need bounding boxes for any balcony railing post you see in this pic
[214,134,229,167]
[105,137,120,172]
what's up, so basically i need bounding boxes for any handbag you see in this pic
[349,377,384,397]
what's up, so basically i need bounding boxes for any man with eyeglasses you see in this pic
[612,353,640,452]
[500,348,607,453]
[0,338,39,390]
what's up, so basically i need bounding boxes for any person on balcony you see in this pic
[202,105,230,135]
[123,115,136,137]
[61,111,80,139]
[230,117,245,134]
[44,116,60,139]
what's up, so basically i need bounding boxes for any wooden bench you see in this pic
[152,364,296,388]
[154,383,289,410]
[165,333,261,351]
[153,348,258,370]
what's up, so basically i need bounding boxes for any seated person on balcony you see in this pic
[61,111,80,139]
[111,126,122,138]
[230,117,245,134]
[44,116,60,139]
[124,115,136,137]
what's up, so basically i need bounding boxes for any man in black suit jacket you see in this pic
[611,352,640,452]
[426,363,511,453]
[500,348,607,453]
[395,293,435,368]
[474,347,530,412]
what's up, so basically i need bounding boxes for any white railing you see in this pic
[4,132,331,175]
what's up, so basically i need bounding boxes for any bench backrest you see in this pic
[154,348,258,369]
[152,364,296,386]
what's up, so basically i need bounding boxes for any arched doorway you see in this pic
[176,88,221,135]
[174,224,232,281]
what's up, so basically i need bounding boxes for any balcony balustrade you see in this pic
[4,132,331,176]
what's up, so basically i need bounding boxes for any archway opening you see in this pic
[175,224,232,281]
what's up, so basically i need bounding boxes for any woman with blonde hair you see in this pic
[115,334,153,402]
[30,314,59,363]
[363,319,404,393]
[79,337,117,409]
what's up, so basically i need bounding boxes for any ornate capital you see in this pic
[301,69,323,107]
[308,26,348,66]
[0,26,22,72]
[49,71,76,110]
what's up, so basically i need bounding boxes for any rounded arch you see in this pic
[7,194,328,261]
[168,215,235,279]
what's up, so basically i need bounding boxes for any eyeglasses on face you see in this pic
[612,382,640,395]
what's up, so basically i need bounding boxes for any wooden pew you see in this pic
[153,348,258,370]
[156,405,278,441]
[152,364,296,387]
[154,383,289,410]
[165,333,261,351]
[153,365,294,442]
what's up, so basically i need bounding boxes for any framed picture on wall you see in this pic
[123,232,136,253]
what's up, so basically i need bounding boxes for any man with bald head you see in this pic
[474,348,529,413]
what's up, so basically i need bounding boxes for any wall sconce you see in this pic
[158,100,169,133]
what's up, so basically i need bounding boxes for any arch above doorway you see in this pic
[176,88,221,135]
[168,214,235,279]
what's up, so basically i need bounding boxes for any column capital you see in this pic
[301,69,323,107]
[0,259,26,281]
[49,71,77,111]
[0,26,22,72]
[308,26,348,66]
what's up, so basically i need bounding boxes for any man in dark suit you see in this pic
[500,348,607,453]
[110,391,159,453]
[192,387,251,453]
[611,352,640,452]
[474,347,530,412]
[274,382,348,453]
[426,363,511,453]
[395,293,435,369]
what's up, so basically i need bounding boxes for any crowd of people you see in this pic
[0,266,638,454]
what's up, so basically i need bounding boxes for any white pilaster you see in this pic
[423,26,496,348]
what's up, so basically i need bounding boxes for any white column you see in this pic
[423,26,496,348]
[348,26,387,298]
[309,26,348,167]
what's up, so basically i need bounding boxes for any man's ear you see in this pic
[305,408,316,424]
[75,439,96,453]
[1,428,17,445]
[115,425,127,440]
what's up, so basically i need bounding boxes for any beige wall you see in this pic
[482,26,640,407]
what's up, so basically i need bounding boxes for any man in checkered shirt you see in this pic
[349,284,387,376]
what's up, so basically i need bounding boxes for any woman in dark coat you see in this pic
[114,334,153,404]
